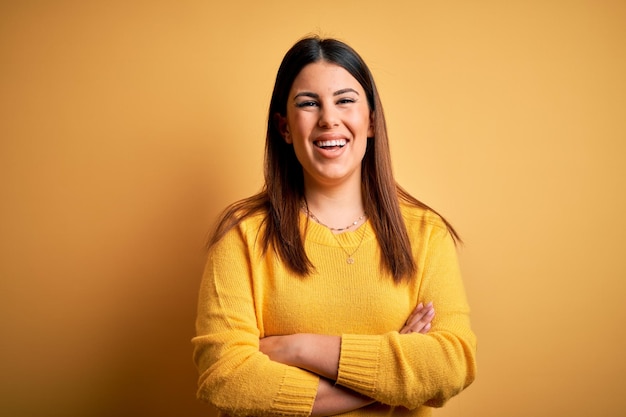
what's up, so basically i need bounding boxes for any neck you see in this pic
[303,180,365,232]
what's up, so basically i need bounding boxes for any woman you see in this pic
[193,36,476,416]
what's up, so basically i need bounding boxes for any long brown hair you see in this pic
[208,36,460,282]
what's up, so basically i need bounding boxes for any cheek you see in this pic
[289,112,316,134]
[351,112,373,136]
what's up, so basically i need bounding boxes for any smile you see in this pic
[315,139,347,149]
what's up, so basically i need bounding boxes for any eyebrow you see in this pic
[294,88,360,99]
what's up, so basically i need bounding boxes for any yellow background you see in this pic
[1,1,625,416]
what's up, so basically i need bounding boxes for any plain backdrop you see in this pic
[1,1,625,416]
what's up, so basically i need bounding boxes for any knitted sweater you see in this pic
[193,204,477,416]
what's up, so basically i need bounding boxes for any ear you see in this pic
[368,111,375,137]
[274,113,291,144]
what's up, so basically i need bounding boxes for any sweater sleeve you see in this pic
[192,227,319,417]
[336,223,477,409]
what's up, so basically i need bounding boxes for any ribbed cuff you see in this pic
[337,334,381,395]
[271,369,319,416]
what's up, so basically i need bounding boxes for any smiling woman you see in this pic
[192,36,476,417]
[278,61,373,193]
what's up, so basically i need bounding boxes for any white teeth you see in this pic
[316,139,347,148]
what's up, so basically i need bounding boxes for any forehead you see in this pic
[290,61,364,94]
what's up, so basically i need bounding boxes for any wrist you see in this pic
[297,334,341,380]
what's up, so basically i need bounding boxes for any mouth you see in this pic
[314,139,347,150]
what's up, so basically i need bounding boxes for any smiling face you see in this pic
[277,61,374,191]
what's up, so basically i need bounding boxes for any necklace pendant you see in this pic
[347,257,355,264]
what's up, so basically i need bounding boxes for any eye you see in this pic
[295,101,319,108]
[337,98,356,105]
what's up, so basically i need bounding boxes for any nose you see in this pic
[318,105,339,128]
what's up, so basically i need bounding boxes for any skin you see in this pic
[276,61,374,227]
[267,61,436,415]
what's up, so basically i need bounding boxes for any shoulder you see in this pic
[207,195,269,254]
[237,210,267,235]
[208,211,268,264]
[399,202,459,261]
[221,207,267,241]
[399,201,448,233]
[209,192,269,242]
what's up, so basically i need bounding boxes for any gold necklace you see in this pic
[303,205,368,264]
[331,222,367,264]
[302,204,366,232]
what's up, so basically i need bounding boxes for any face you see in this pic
[277,61,374,190]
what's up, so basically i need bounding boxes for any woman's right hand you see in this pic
[400,302,435,334]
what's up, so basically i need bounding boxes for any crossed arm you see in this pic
[259,302,436,416]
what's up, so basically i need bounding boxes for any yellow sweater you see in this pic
[193,204,476,416]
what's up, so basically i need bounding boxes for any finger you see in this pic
[417,321,432,334]
[404,302,424,326]
[406,302,434,327]
[409,308,434,330]
[400,302,435,334]
[404,307,435,333]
